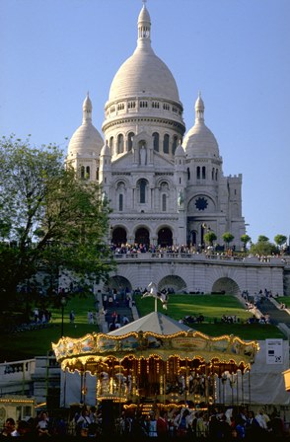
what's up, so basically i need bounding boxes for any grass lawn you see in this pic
[0,293,285,362]
[277,296,290,307]
[0,295,100,362]
[134,293,285,340]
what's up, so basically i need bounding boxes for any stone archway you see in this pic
[211,277,240,295]
[157,227,173,247]
[112,227,127,246]
[158,275,187,293]
[135,227,150,247]
[104,275,132,292]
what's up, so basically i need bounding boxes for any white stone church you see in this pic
[67,2,246,252]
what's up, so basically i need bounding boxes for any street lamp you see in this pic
[60,296,66,337]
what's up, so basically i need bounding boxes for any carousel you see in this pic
[52,292,259,410]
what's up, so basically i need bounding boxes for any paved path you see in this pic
[96,292,135,332]
[256,298,290,327]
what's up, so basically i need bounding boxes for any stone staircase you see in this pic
[96,291,136,332]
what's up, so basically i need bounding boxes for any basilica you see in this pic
[67,2,246,251]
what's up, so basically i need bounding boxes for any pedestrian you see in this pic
[69,310,75,324]
[1,418,17,436]
[123,315,130,325]
[87,311,94,324]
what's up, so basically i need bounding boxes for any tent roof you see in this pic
[108,311,195,336]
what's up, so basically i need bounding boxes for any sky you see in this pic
[1,0,289,244]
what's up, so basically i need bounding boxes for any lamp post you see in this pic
[60,296,66,337]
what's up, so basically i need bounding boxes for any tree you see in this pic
[257,235,269,243]
[204,231,217,247]
[250,239,276,257]
[240,234,251,251]
[274,234,287,254]
[0,136,115,326]
[222,232,235,250]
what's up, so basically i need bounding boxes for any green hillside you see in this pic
[0,293,285,362]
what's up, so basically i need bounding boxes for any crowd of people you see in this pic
[0,411,66,438]
[1,405,287,440]
[110,242,288,263]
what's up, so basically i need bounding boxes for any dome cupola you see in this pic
[183,93,219,159]
[68,94,103,158]
[102,2,185,139]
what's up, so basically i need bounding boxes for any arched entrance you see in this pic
[158,275,187,293]
[135,227,150,247]
[212,278,240,295]
[112,227,127,246]
[189,230,197,247]
[104,276,132,292]
[157,227,172,247]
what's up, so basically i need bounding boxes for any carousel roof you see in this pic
[52,311,259,373]
[52,311,260,405]
[108,312,194,336]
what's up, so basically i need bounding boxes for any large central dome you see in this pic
[109,48,180,103]
[108,5,181,104]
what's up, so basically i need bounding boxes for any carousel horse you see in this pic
[141,282,169,309]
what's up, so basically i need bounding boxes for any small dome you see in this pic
[175,140,185,157]
[100,142,110,157]
[83,94,92,113]
[68,95,103,157]
[183,95,219,158]
[138,3,151,24]
[195,93,204,112]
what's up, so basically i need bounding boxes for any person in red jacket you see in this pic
[157,411,169,440]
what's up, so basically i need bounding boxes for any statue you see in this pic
[140,145,147,165]
[177,191,184,207]
[141,282,169,310]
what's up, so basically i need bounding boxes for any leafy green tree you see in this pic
[0,136,115,326]
[274,234,287,253]
[240,234,251,251]
[250,239,276,256]
[257,235,269,243]
[204,231,217,247]
[222,232,235,249]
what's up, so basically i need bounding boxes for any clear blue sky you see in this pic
[1,0,289,244]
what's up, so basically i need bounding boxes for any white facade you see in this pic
[67,3,245,252]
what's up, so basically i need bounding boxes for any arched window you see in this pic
[158,227,173,247]
[86,166,90,179]
[128,132,134,151]
[119,194,123,211]
[153,132,159,152]
[139,179,147,204]
[96,167,99,181]
[215,169,218,180]
[163,134,169,154]
[202,166,206,179]
[117,134,124,154]
[212,168,215,180]
[197,166,200,179]
[117,182,125,210]
[109,136,114,149]
[187,167,191,180]
[80,166,85,179]
[162,194,167,212]
[112,227,127,246]
[172,135,178,155]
